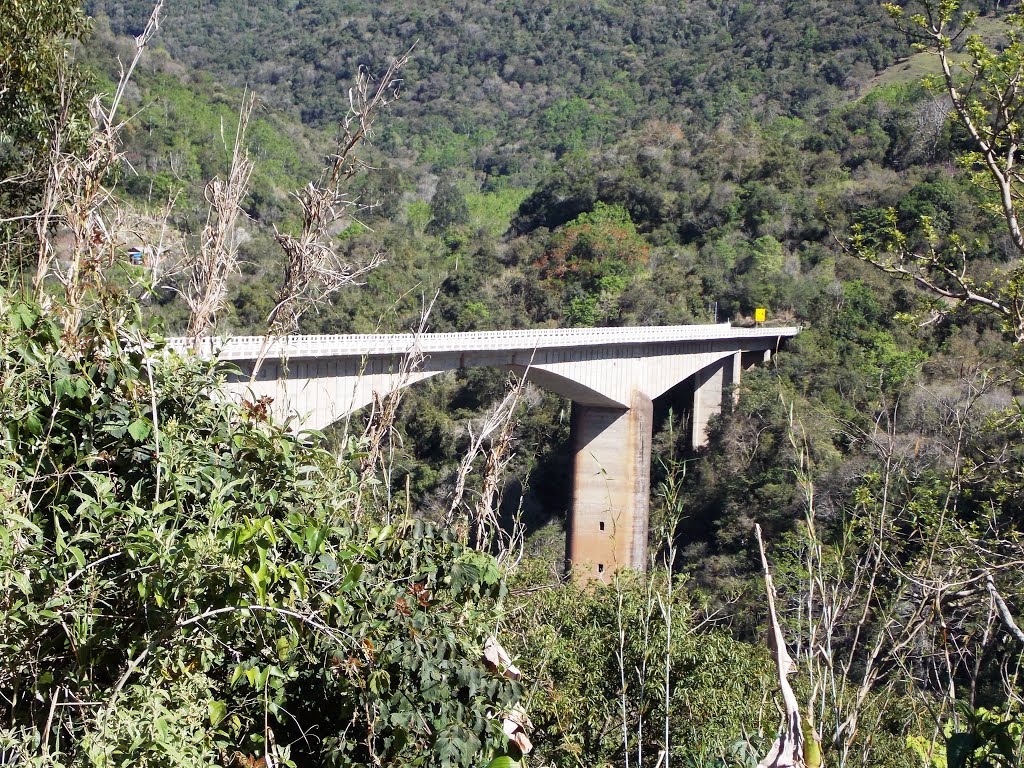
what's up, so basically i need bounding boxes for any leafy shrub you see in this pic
[506,572,776,768]
[0,290,521,767]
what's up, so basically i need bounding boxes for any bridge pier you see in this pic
[567,393,652,580]
[691,352,743,449]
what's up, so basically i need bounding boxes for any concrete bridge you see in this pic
[170,323,798,578]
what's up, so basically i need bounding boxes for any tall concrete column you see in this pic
[728,350,742,406]
[567,392,652,580]
[692,358,741,454]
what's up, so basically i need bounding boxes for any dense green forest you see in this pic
[89,0,903,165]
[2,0,1024,765]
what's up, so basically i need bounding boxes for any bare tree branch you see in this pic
[267,51,410,338]
[184,92,256,346]
[987,573,1024,643]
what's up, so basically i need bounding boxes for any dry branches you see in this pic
[267,52,410,337]
[28,1,164,341]
[184,93,256,346]
[755,523,813,768]
[352,341,425,520]
[845,216,1024,342]
[987,574,1024,644]
[349,291,438,522]
[772,371,1024,768]
[855,4,1024,340]
[445,372,528,564]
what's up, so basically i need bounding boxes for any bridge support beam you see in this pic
[691,352,742,449]
[567,393,652,580]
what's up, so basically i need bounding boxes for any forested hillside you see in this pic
[90,0,903,169]
[3,0,1024,765]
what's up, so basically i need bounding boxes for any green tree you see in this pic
[0,0,90,276]
[750,234,785,277]
[837,5,1024,763]
[427,176,470,234]
[0,0,89,166]
[536,202,650,326]
[505,572,778,768]
[0,290,523,766]
[538,97,615,157]
[856,2,1024,340]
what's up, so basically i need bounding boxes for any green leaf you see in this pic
[127,418,151,441]
[946,733,980,768]
[276,636,292,661]
[208,700,228,726]
[24,411,42,436]
[369,669,391,695]
[342,563,364,590]
[14,303,36,330]
[67,545,86,570]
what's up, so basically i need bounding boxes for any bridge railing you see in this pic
[165,323,800,360]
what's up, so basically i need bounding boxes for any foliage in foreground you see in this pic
[507,572,776,768]
[0,291,521,767]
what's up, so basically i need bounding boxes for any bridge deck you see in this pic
[168,323,800,360]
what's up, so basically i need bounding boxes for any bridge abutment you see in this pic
[567,392,652,580]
